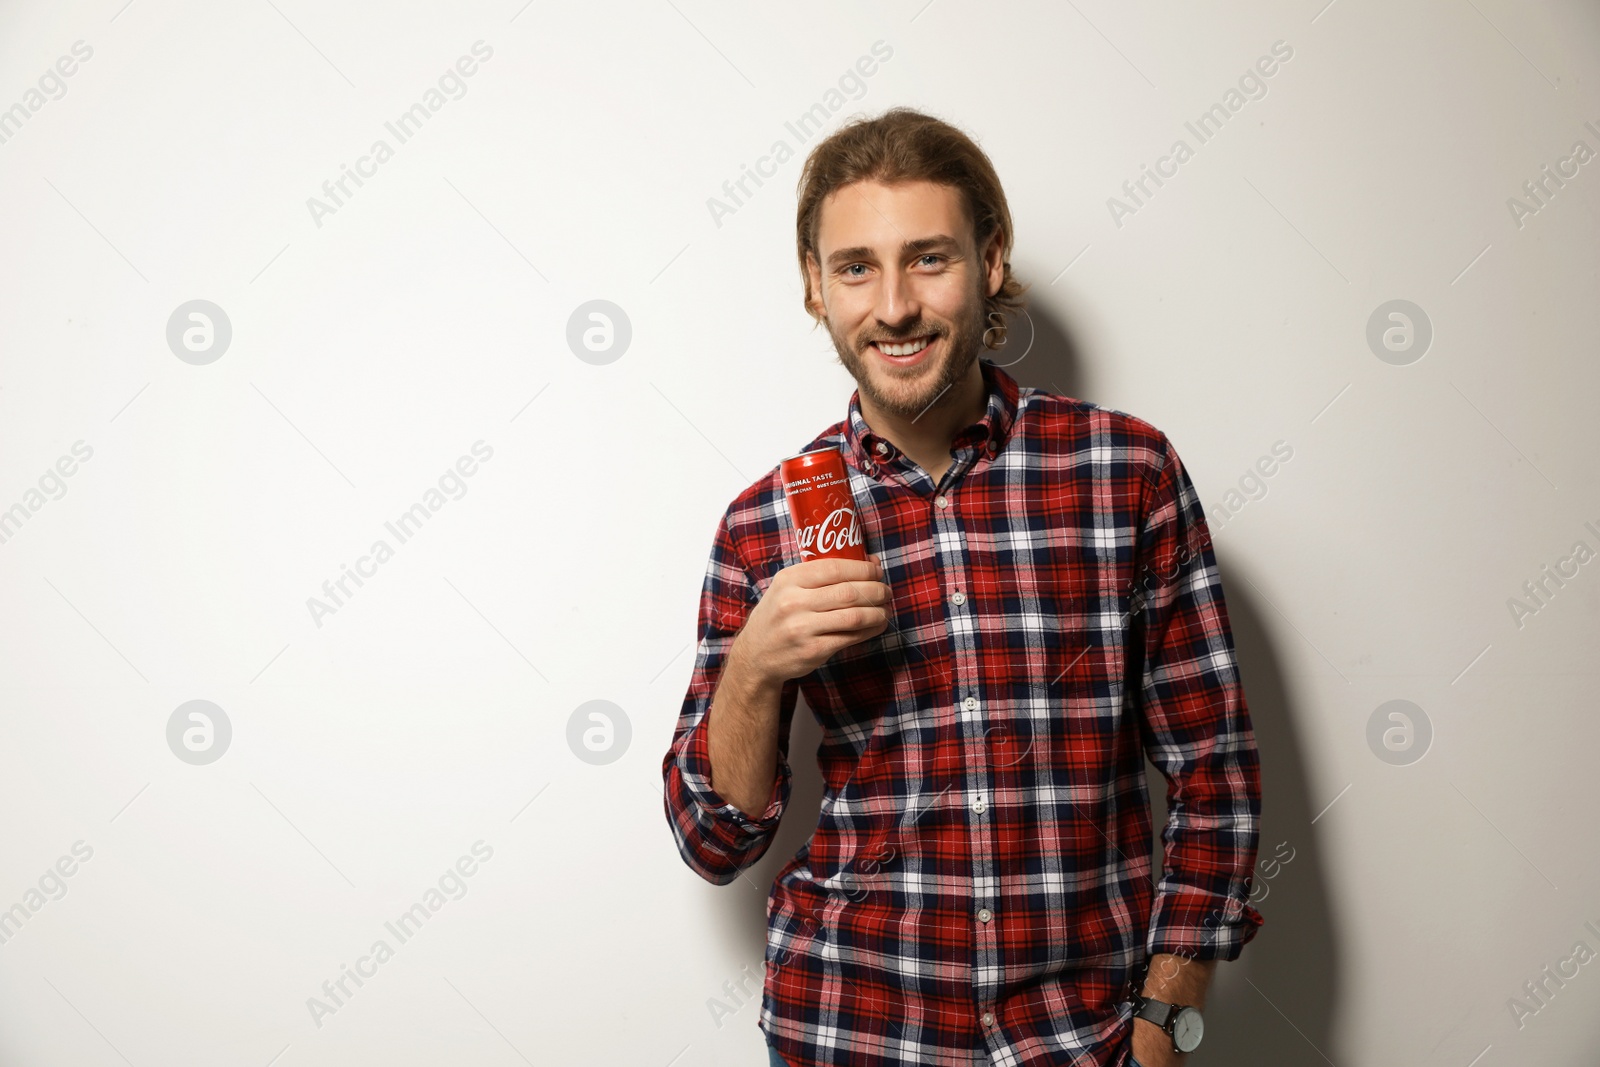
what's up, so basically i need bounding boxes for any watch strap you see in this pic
[1132,994,1173,1029]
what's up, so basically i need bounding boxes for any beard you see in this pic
[827,289,986,423]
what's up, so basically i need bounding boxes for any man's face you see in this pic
[806,179,1002,422]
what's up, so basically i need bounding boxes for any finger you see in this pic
[789,555,882,587]
[811,624,887,660]
[796,579,890,614]
[809,604,890,636]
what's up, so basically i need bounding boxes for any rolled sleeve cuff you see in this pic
[1146,883,1264,963]
[675,709,790,842]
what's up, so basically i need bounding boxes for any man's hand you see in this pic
[733,553,890,685]
[705,554,890,816]
[1129,953,1216,1067]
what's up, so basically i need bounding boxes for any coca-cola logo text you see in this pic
[796,506,862,558]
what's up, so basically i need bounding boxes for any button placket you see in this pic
[928,459,1000,1011]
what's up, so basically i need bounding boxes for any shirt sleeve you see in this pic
[661,506,801,886]
[1131,433,1265,961]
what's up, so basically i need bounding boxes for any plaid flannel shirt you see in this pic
[662,359,1263,1066]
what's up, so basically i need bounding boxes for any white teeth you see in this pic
[877,336,933,357]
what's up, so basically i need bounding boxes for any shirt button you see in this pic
[986,440,998,453]
[972,797,987,814]
[981,1011,995,1027]
[962,696,978,712]
[934,494,948,509]
[977,908,993,923]
[951,590,966,606]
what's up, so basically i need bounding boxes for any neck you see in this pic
[859,358,988,482]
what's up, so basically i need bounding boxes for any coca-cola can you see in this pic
[780,447,867,562]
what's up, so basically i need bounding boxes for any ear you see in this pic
[804,251,827,321]
[981,227,1005,299]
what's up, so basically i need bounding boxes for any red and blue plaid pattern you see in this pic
[663,359,1263,1066]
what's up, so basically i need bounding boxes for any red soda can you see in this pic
[780,447,867,562]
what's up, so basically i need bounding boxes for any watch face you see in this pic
[1172,1007,1204,1052]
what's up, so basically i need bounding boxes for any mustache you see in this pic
[862,327,942,347]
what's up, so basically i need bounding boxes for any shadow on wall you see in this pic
[1179,576,1341,1066]
[727,304,1341,1063]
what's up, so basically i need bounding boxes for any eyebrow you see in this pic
[825,234,962,269]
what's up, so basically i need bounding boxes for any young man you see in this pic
[661,107,1263,1067]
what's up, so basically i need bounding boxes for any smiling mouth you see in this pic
[870,334,937,362]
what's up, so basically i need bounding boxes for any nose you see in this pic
[875,267,921,334]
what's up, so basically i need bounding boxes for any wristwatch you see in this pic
[1131,992,1204,1053]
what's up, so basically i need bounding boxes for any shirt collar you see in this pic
[844,358,1020,476]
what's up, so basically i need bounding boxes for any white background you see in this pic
[0,1,1597,1064]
